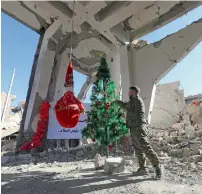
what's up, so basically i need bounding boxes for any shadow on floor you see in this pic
[2,170,154,194]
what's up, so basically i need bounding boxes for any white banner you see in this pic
[47,103,91,139]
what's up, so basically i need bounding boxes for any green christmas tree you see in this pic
[82,57,128,155]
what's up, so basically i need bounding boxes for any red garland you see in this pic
[19,101,50,151]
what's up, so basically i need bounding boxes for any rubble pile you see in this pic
[149,99,202,170]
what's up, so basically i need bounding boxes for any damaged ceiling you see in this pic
[1,1,201,75]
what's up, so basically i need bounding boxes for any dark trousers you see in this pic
[130,126,160,168]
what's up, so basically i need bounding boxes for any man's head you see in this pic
[128,86,140,99]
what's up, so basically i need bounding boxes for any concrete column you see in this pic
[77,74,96,101]
[107,47,121,96]
[129,18,202,122]
[119,46,131,101]
[51,52,70,150]
[23,20,62,134]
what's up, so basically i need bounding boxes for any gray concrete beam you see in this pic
[129,18,202,122]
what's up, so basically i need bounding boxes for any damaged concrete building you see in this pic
[1,1,202,151]
[150,81,186,130]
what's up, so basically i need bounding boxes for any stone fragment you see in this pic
[176,136,186,142]
[104,157,125,174]
[169,149,183,158]
[94,153,104,170]
[185,125,195,139]
[178,128,185,136]
[170,131,178,137]
[196,130,202,137]
[183,114,191,125]
[171,123,184,130]
[188,162,197,171]
[190,141,200,155]
[183,147,192,157]
[189,155,201,163]
[197,162,202,170]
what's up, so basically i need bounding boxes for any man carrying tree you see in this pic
[115,86,162,179]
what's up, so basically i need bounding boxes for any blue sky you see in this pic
[1,6,202,106]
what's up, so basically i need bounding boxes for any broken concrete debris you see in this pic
[149,98,202,171]
[94,153,105,170]
[104,157,125,174]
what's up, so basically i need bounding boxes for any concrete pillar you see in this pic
[107,47,121,96]
[129,18,202,122]
[77,74,96,101]
[23,20,62,134]
[51,52,70,150]
[119,46,131,101]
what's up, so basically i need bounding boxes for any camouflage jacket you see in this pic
[116,95,147,129]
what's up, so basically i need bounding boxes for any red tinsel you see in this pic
[19,101,50,151]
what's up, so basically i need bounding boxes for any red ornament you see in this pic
[96,101,101,105]
[105,102,110,109]
[92,138,95,142]
[108,145,112,151]
[193,100,199,106]
[55,91,85,128]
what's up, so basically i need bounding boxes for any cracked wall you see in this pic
[150,81,186,129]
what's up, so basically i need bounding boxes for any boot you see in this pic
[132,167,149,176]
[154,165,162,180]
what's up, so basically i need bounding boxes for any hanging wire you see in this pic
[69,0,76,62]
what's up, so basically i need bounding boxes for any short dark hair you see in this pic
[129,86,140,94]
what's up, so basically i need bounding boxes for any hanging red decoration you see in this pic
[55,91,85,128]
[193,100,199,106]
[54,61,85,128]
[108,145,112,151]
[19,101,50,151]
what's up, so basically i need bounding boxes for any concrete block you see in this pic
[16,154,32,161]
[1,156,10,165]
[183,114,191,125]
[104,157,125,174]
[171,123,184,130]
[183,148,192,157]
[94,153,105,170]
[170,131,178,137]
[190,142,200,155]
[169,149,183,158]
[185,125,195,139]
